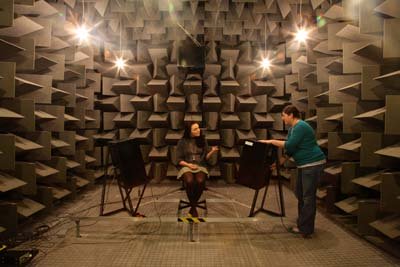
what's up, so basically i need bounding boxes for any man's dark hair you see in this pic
[282,105,300,118]
[183,122,205,147]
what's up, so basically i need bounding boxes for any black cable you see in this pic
[2,196,109,248]
[104,166,117,207]
[272,156,295,234]
[46,183,170,245]
[32,225,51,240]
[141,184,162,235]
[29,248,48,265]
[67,196,163,245]
[67,181,192,217]
[10,180,274,256]
[5,187,107,247]
[17,183,178,248]
[273,175,290,233]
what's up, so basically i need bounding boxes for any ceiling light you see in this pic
[295,28,309,43]
[261,57,271,69]
[75,25,89,43]
[115,57,126,71]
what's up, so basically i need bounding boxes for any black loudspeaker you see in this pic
[237,140,277,190]
[109,138,149,189]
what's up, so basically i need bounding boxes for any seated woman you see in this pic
[177,122,219,217]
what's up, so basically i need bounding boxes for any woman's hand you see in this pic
[270,157,286,171]
[206,146,219,161]
[210,146,219,154]
[187,163,199,170]
[279,156,286,166]
[259,139,272,144]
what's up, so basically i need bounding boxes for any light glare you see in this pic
[115,57,126,70]
[261,58,271,69]
[75,25,89,42]
[295,28,309,43]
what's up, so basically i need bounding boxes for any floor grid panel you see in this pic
[18,181,399,266]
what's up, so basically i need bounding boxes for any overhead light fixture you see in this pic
[261,57,272,69]
[75,25,89,43]
[295,27,309,44]
[259,17,273,72]
[114,15,128,74]
[75,0,90,44]
[115,57,126,71]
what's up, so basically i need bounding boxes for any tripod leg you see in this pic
[276,164,285,216]
[133,183,147,215]
[259,185,268,211]
[100,176,107,216]
[99,148,111,216]
[124,187,135,216]
[117,180,128,210]
[249,189,259,217]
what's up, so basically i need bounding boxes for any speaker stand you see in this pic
[248,164,285,217]
[99,150,147,217]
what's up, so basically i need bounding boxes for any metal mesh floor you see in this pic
[19,180,399,266]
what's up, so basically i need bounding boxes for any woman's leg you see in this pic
[295,168,304,229]
[297,165,323,235]
[182,172,198,216]
[193,171,206,203]
[182,172,195,203]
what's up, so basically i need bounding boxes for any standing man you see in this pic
[261,105,326,238]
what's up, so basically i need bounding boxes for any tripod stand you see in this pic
[248,162,285,217]
[99,139,148,217]
[236,141,286,217]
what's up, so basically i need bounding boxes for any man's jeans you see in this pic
[295,164,324,235]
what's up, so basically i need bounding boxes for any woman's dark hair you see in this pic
[183,122,205,147]
[282,105,300,118]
